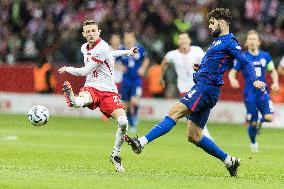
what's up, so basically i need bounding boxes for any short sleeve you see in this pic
[233,59,241,71]
[196,47,205,64]
[164,51,173,64]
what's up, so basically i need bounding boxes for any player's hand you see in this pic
[58,66,67,74]
[229,78,240,89]
[130,47,139,55]
[138,67,146,77]
[271,83,280,92]
[253,80,266,90]
[192,63,200,71]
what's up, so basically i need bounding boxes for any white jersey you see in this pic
[80,39,117,93]
[165,46,204,93]
[280,56,284,67]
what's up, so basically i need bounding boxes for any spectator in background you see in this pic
[277,55,284,76]
[147,62,164,98]
[110,33,124,90]
[272,55,284,103]
[33,56,56,94]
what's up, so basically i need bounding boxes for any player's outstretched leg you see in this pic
[187,120,241,177]
[62,81,93,108]
[124,102,189,154]
[110,108,129,172]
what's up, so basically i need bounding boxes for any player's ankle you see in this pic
[223,155,232,167]
[138,136,148,147]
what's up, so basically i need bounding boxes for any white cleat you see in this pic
[110,155,125,172]
[250,142,259,153]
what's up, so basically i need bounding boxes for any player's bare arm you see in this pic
[228,69,240,88]
[138,57,150,77]
[160,58,169,87]
[111,47,139,57]
[270,66,280,92]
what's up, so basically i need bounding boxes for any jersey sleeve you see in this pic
[265,53,275,71]
[196,47,205,65]
[164,51,173,64]
[233,59,241,71]
[227,40,257,82]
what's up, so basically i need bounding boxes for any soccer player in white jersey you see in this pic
[58,20,137,172]
[160,32,213,139]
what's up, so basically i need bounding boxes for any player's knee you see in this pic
[187,131,202,145]
[117,116,128,131]
[264,114,273,122]
[250,121,257,127]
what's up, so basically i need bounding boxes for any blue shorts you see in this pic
[120,84,142,101]
[244,93,273,122]
[179,84,220,129]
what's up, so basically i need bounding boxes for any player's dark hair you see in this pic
[247,30,260,38]
[208,8,232,24]
[83,19,98,27]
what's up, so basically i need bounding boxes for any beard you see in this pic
[211,25,221,38]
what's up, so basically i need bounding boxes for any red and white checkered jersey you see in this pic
[80,38,118,93]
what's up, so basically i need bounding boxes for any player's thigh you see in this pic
[244,100,258,123]
[100,92,124,118]
[111,108,126,120]
[168,102,192,121]
[258,98,274,122]
[187,108,210,130]
[130,85,142,105]
[120,85,131,102]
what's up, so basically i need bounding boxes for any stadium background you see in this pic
[0,0,284,125]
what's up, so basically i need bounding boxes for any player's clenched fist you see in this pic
[58,66,67,74]
[253,80,266,89]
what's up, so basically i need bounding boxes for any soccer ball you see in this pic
[28,105,50,126]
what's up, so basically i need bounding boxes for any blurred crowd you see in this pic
[1,0,284,65]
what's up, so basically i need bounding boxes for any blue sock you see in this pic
[198,136,228,161]
[145,116,176,142]
[248,125,257,144]
[132,105,139,127]
[127,111,133,127]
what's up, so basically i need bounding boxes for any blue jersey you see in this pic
[234,50,272,97]
[194,33,257,86]
[121,44,147,86]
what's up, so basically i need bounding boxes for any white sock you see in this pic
[74,96,89,108]
[112,127,125,156]
[138,136,148,147]
[112,116,128,156]
[203,125,213,141]
[223,155,233,167]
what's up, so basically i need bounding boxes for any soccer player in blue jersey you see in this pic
[120,30,150,132]
[228,30,279,152]
[124,8,266,177]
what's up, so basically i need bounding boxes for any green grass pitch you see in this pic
[0,114,283,189]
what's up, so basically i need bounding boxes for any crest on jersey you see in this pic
[213,40,221,46]
[260,58,266,67]
[236,46,241,50]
